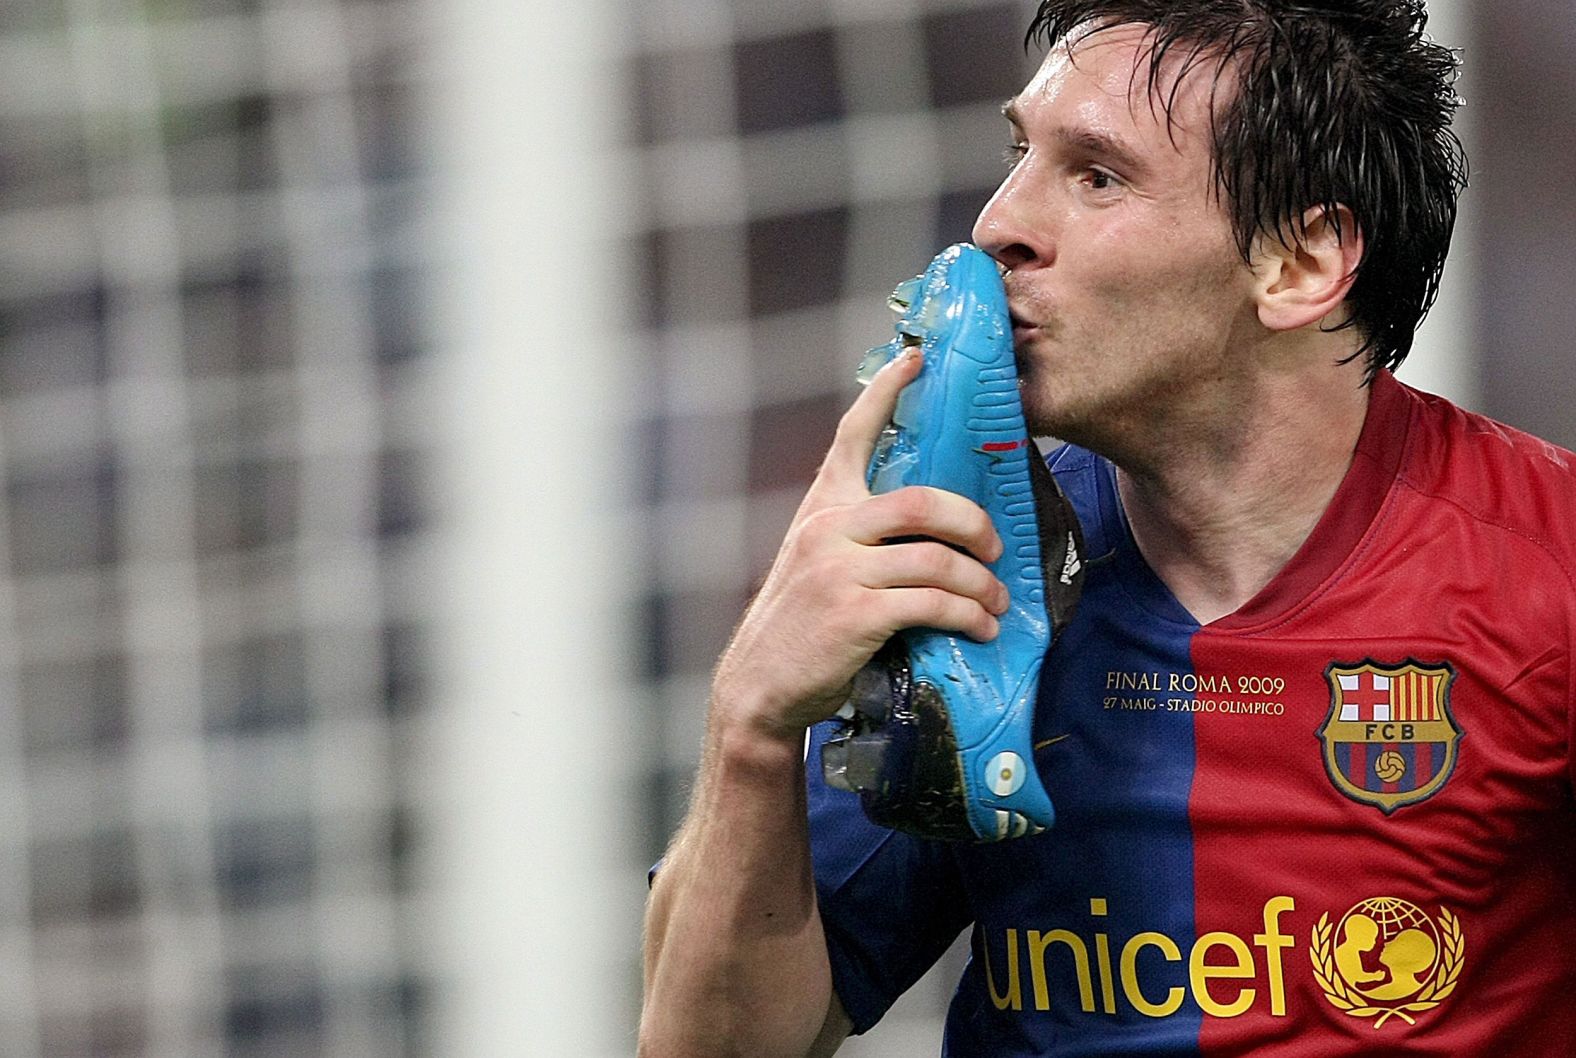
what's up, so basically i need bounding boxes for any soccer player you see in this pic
[640,2,1576,1055]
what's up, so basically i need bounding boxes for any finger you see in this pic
[862,541,1010,615]
[817,348,923,493]
[880,586,1000,643]
[843,486,1004,564]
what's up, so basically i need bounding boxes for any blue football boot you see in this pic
[820,243,1086,842]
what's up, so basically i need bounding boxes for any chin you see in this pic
[1017,374,1077,439]
[1022,393,1120,458]
[1022,399,1078,444]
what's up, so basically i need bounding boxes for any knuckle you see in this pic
[902,586,947,624]
[831,573,868,608]
[951,596,984,631]
[892,486,933,526]
[966,506,996,544]
[808,550,854,595]
[916,542,956,581]
[796,505,843,543]
[833,403,868,441]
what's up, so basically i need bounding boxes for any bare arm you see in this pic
[638,350,1007,1057]
[640,710,840,1057]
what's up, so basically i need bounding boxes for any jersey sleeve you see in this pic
[805,719,971,1034]
[1566,594,1576,795]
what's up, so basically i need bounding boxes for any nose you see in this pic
[972,173,1045,272]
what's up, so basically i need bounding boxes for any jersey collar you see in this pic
[1208,369,1413,631]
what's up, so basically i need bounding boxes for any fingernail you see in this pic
[874,349,914,375]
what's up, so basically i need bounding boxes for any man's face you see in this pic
[973,24,1264,455]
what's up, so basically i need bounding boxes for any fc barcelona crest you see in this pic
[1318,660,1461,814]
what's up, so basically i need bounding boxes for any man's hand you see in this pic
[642,349,1009,1058]
[711,347,1010,739]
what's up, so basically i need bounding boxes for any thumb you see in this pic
[808,348,922,506]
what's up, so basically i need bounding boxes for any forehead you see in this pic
[1010,23,1224,154]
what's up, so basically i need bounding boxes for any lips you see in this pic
[1009,310,1038,340]
[1006,279,1050,344]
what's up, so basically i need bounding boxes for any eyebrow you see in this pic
[1000,99,1149,176]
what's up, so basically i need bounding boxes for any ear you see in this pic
[1251,205,1363,334]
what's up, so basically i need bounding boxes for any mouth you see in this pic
[1009,310,1038,343]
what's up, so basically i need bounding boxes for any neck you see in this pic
[1115,355,1373,626]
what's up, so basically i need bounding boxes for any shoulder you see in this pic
[1388,376,1576,563]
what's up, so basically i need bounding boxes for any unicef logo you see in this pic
[1310,897,1465,1028]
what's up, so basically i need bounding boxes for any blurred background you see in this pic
[0,0,1566,1055]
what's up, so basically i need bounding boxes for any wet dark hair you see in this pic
[1027,1,1468,378]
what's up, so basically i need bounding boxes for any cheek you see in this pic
[1120,229,1247,314]
[1077,218,1178,288]
[1084,240,1251,360]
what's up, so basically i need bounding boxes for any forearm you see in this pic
[639,351,1002,1056]
[640,706,834,1058]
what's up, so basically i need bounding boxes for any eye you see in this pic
[1002,142,1028,169]
[1081,167,1121,192]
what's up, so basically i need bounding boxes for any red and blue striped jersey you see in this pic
[807,371,1576,1055]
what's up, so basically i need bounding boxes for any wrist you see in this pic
[711,658,847,743]
[680,691,816,854]
[708,691,810,773]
